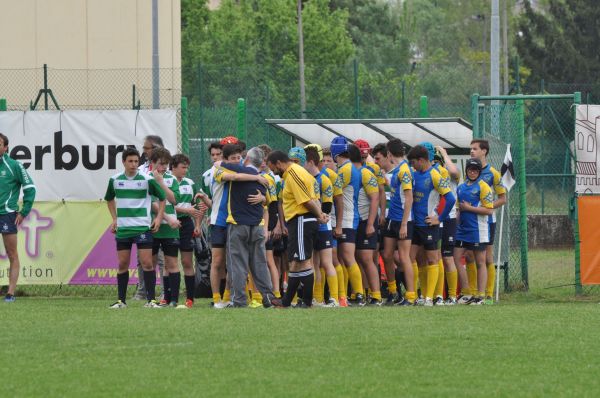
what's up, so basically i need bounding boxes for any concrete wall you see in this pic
[528,215,574,249]
[0,0,181,108]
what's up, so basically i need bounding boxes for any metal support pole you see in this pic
[297,0,307,119]
[573,91,582,295]
[43,64,49,110]
[401,80,406,118]
[152,0,160,109]
[516,97,529,289]
[132,84,137,110]
[353,58,360,118]
[419,96,429,117]
[181,97,189,155]
[471,94,480,137]
[0,98,6,111]
[237,98,247,142]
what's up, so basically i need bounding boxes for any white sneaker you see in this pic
[109,300,127,309]
[444,297,457,306]
[415,297,425,306]
[213,301,232,309]
[323,298,339,308]
[424,298,434,307]
[312,299,325,307]
[144,300,162,308]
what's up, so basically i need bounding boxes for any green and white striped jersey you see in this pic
[175,177,200,219]
[0,154,36,217]
[104,172,166,239]
[152,172,180,239]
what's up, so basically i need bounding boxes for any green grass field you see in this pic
[2,250,600,397]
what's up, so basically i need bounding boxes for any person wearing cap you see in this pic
[454,158,494,305]
[406,145,456,307]
[266,150,327,308]
[314,145,347,306]
[354,140,387,225]
[330,136,366,306]
[348,144,383,305]
[434,145,461,305]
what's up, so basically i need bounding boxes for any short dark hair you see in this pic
[372,143,388,157]
[304,146,320,166]
[208,141,223,154]
[386,139,405,157]
[322,147,332,157]
[144,135,164,148]
[470,139,490,156]
[238,141,247,151]
[407,145,428,161]
[348,144,362,163]
[122,147,140,162]
[171,153,190,169]
[149,147,172,163]
[0,133,8,147]
[222,144,242,160]
[267,150,290,164]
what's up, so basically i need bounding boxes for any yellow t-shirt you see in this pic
[281,163,319,221]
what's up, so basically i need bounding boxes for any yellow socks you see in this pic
[466,262,477,295]
[251,291,262,302]
[405,290,416,303]
[223,289,231,302]
[314,277,324,303]
[347,264,364,297]
[342,265,349,297]
[425,264,438,300]
[412,262,418,294]
[335,265,346,298]
[388,279,397,295]
[418,266,427,297]
[446,270,458,298]
[434,259,445,298]
[486,263,496,298]
[274,290,281,298]
[327,274,339,300]
[212,293,221,303]
[372,290,382,301]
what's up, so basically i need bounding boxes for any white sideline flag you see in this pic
[500,144,516,191]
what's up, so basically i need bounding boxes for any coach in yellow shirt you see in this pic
[266,150,328,308]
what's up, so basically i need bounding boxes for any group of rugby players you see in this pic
[107,132,505,309]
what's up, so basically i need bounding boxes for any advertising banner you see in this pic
[0,110,177,285]
[576,105,600,193]
[0,110,177,200]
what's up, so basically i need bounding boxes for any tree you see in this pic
[516,0,600,85]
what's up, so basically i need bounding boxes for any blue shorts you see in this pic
[411,225,440,251]
[455,240,486,252]
[116,231,153,251]
[441,218,457,257]
[487,222,496,245]
[337,228,357,244]
[210,225,227,248]
[356,220,378,251]
[314,230,334,251]
[178,217,195,252]
[152,237,180,257]
[0,212,18,234]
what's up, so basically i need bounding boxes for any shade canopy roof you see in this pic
[266,118,473,154]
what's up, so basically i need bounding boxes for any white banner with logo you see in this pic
[0,110,177,200]
[575,105,600,193]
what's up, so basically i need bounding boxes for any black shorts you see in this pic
[178,217,195,252]
[210,225,227,248]
[411,225,440,251]
[455,240,486,252]
[337,227,357,244]
[152,237,180,257]
[116,231,153,251]
[356,220,378,251]
[288,214,318,262]
[314,230,334,251]
[383,219,414,241]
[265,235,274,251]
[441,218,457,257]
[273,235,287,256]
[0,212,18,234]
[487,222,496,245]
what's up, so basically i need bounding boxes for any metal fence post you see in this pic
[419,95,429,117]
[401,79,406,118]
[0,98,6,111]
[471,94,480,137]
[353,58,360,118]
[237,98,247,142]
[516,96,529,289]
[181,97,189,155]
[573,91,583,295]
